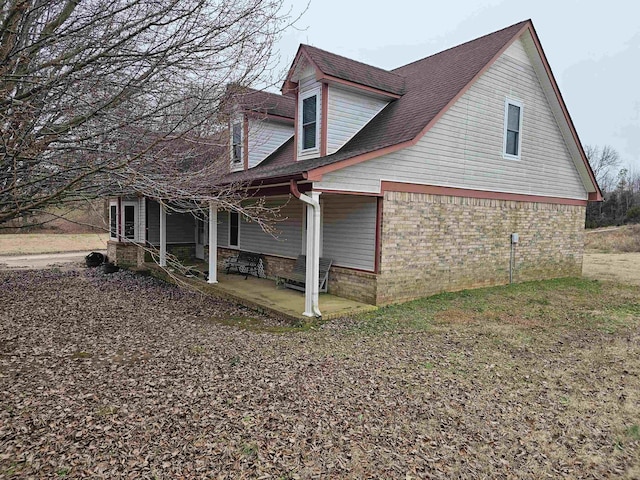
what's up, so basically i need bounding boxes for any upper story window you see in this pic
[301,90,319,151]
[503,98,523,159]
[232,122,242,163]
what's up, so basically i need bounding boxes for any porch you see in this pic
[144,262,376,322]
[206,271,376,321]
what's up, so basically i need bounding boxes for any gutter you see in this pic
[290,179,322,318]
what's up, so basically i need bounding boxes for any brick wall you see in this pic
[217,248,297,278]
[327,266,377,305]
[107,241,144,267]
[377,192,585,305]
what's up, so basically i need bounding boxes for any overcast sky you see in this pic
[276,0,639,170]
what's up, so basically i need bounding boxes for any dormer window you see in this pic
[299,87,320,153]
[302,95,317,150]
[232,122,242,162]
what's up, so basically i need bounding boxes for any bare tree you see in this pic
[1,0,296,226]
[584,145,621,194]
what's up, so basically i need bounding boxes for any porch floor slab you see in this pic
[205,272,377,321]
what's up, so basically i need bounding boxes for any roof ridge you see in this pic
[300,43,404,79]
[391,19,530,72]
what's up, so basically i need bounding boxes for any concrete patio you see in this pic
[144,263,377,322]
[204,271,377,321]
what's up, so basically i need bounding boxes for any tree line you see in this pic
[585,145,640,228]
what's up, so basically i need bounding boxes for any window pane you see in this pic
[302,96,316,124]
[124,205,135,239]
[197,219,205,244]
[110,205,117,238]
[506,130,519,156]
[232,123,241,162]
[303,123,316,149]
[507,104,520,132]
[229,211,239,247]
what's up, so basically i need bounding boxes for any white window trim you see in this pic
[503,98,523,160]
[109,199,119,241]
[299,86,321,154]
[121,199,139,242]
[231,121,242,163]
[228,210,240,249]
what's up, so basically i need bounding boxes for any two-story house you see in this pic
[107,19,602,316]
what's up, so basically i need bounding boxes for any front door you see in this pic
[195,219,206,260]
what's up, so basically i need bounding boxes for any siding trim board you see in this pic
[316,73,402,99]
[321,83,328,156]
[381,181,588,206]
[243,115,249,170]
[524,25,602,200]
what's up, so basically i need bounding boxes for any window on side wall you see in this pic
[503,98,523,159]
[121,200,138,241]
[229,211,240,248]
[232,122,242,163]
[109,201,118,240]
[302,94,318,151]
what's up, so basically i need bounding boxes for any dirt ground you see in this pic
[0,233,108,255]
[1,269,638,478]
[583,253,640,286]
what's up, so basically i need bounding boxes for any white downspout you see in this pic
[159,201,167,267]
[290,180,322,318]
[208,202,218,284]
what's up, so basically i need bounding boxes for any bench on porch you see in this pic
[278,255,333,293]
[224,251,264,279]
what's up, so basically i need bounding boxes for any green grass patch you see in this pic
[348,277,639,335]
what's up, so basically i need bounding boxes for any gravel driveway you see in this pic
[1,268,638,478]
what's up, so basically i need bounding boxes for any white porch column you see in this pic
[159,202,167,267]
[208,202,218,284]
[303,191,321,317]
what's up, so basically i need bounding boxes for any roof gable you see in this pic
[225,20,602,200]
[284,44,406,97]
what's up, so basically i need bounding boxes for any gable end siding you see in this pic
[326,86,389,155]
[315,38,588,200]
[247,119,294,168]
[321,195,376,271]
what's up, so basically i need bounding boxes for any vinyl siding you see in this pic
[315,41,588,200]
[322,195,376,271]
[146,200,196,245]
[247,119,293,168]
[239,198,303,257]
[217,211,229,247]
[326,86,388,154]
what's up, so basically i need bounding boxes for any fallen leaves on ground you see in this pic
[1,269,639,478]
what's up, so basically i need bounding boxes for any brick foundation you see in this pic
[376,192,585,305]
[327,266,377,305]
[107,241,144,267]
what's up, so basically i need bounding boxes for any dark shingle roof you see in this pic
[232,86,295,119]
[225,20,529,184]
[300,44,406,95]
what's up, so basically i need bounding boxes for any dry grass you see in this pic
[1,270,639,478]
[583,253,640,286]
[0,233,108,255]
[585,224,640,253]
